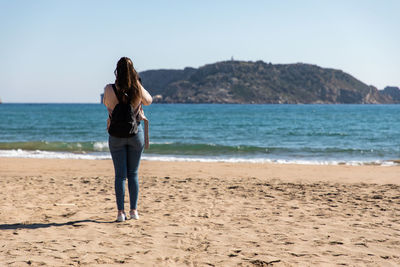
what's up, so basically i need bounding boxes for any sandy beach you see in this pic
[0,158,399,266]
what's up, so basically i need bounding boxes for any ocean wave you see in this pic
[0,141,109,153]
[0,141,394,157]
[0,149,398,166]
[93,141,108,151]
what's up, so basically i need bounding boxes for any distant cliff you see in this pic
[139,60,400,104]
[381,86,400,102]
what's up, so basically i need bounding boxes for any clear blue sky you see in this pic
[0,0,399,103]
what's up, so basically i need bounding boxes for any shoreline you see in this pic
[1,157,399,185]
[0,149,399,167]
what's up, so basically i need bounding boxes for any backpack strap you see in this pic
[112,84,121,103]
[112,84,134,105]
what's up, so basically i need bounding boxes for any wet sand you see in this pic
[0,158,399,266]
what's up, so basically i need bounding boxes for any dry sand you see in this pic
[0,158,399,266]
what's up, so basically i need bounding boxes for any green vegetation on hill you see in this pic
[140,60,400,104]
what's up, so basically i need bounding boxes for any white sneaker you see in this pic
[117,213,126,222]
[130,210,139,220]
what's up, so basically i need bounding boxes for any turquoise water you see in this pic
[0,103,399,164]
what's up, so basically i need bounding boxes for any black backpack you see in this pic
[108,84,139,138]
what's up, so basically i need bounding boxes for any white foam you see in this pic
[141,154,395,166]
[93,141,109,151]
[0,149,110,160]
[0,149,397,166]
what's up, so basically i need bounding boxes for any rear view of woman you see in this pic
[103,57,152,222]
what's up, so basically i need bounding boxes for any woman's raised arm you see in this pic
[139,82,152,105]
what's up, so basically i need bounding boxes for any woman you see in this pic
[103,57,152,222]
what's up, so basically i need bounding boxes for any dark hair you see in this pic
[114,57,141,104]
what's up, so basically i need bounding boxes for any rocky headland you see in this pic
[139,60,400,104]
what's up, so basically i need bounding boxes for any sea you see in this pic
[0,103,399,166]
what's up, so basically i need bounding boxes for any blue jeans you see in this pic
[108,126,144,211]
